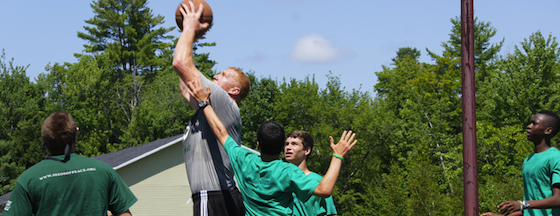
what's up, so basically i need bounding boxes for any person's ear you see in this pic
[69,134,78,153]
[227,86,241,96]
[304,147,311,157]
[256,141,261,150]
[545,126,554,135]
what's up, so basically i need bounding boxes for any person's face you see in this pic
[527,114,552,141]
[213,68,238,91]
[284,137,310,163]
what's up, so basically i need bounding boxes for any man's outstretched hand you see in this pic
[330,130,357,158]
[178,1,210,40]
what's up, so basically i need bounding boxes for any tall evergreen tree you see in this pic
[77,0,175,124]
[427,16,504,83]
[391,47,421,63]
[77,0,174,74]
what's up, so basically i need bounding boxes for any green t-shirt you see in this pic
[223,136,320,216]
[3,154,137,216]
[292,172,337,216]
[522,147,560,216]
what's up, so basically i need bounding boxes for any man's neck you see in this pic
[534,139,552,153]
[261,154,280,162]
[288,158,311,175]
[229,95,239,104]
[297,160,311,175]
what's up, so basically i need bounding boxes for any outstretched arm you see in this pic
[497,187,560,214]
[184,79,229,145]
[528,187,560,208]
[312,131,357,198]
[173,2,209,109]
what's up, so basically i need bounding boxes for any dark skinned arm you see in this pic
[498,185,560,214]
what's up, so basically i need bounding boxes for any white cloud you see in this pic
[290,34,353,63]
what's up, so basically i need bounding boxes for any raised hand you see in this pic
[178,2,209,36]
[330,130,357,158]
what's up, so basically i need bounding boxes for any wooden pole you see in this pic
[461,0,478,215]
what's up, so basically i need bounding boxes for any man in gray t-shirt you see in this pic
[173,2,251,216]
[183,74,243,194]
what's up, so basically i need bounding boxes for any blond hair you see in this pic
[228,67,250,101]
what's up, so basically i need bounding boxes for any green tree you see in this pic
[40,54,123,156]
[239,73,279,149]
[120,67,192,147]
[318,75,380,215]
[370,164,410,215]
[478,31,560,127]
[375,47,425,113]
[77,0,175,125]
[0,51,48,194]
[78,0,174,74]
[274,76,321,133]
[391,47,421,63]
[427,17,504,83]
[373,43,465,214]
[0,140,25,195]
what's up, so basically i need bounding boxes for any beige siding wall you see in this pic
[117,142,193,216]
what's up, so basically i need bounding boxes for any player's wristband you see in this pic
[332,153,344,161]
[519,200,529,211]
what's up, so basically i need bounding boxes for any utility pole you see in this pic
[461,0,478,215]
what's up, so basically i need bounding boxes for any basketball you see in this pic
[175,0,213,38]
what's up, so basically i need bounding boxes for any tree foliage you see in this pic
[0,50,47,194]
[41,55,124,156]
[239,73,279,149]
[77,0,175,125]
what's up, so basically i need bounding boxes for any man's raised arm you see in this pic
[173,2,209,107]
[312,131,357,198]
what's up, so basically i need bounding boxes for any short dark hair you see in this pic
[41,111,77,154]
[538,110,560,137]
[287,131,314,159]
[257,121,285,155]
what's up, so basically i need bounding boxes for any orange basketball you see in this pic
[175,0,213,39]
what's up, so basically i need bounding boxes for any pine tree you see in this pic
[77,0,175,124]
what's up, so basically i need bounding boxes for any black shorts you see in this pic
[192,188,245,216]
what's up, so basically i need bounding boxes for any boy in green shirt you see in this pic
[183,79,357,215]
[285,131,338,216]
[481,110,560,216]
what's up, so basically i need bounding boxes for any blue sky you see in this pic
[0,0,558,94]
